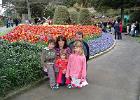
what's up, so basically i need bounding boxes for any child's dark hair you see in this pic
[48,39,55,45]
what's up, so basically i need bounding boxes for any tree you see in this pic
[2,0,50,19]
[94,0,140,21]
[63,0,77,7]
[68,8,79,24]
[130,10,140,22]
[79,8,91,25]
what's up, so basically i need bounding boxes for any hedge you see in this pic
[53,6,70,25]
[0,40,43,97]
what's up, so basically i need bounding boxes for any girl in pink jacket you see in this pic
[66,40,88,88]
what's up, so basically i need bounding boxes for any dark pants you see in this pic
[118,32,122,40]
[115,31,122,40]
[6,23,10,28]
[60,74,66,86]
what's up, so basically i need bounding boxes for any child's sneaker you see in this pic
[56,84,59,89]
[51,84,59,90]
[67,84,73,89]
[81,80,88,87]
[77,85,82,88]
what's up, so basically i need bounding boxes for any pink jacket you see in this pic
[66,54,86,79]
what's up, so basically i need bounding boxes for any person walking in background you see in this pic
[130,23,136,37]
[114,21,122,40]
[14,18,19,26]
[119,21,122,39]
[126,23,130,35]
[41,39,58,89]
[66,40,88,88]
[10,18,14,27]
[119,21,123,33]
[135,21,139,36]
[6,17,10,28]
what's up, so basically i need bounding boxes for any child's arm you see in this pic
[41,49,46,67]
[66,55,71,78]
[55,59,60,68]
[81,56,87,80]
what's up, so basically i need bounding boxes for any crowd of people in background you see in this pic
[97,19,123,40]
[127,21,139,37]
[6,17,21,28]
[4,16,52,28]
[96,19,139,40]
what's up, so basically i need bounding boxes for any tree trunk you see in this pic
[26,0,31,20]
[121,0,124,23]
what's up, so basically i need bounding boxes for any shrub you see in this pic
[0,20,4,27]
[44,4,55,19]
[68,8,79,24]
[53,6,70,25]
[0,40,43,97]
[79,8,91,25]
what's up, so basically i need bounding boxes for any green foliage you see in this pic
[31,4,46,17]
[77,0,90,7]
[63,0,77,7]
[53,6,70,25]
[0,20,4,27]
[44,4,56,19]
[79,8,91,25]
[44,10,54,19]
[130,10,140,22]
[68,8,79,24]
[98,0,137,9]
[0,40,43,97]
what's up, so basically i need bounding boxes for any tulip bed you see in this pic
[0,25,101,43]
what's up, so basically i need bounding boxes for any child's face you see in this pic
[60,54,66,59]
[48,43,55,49]
[75,34,83,41]
[74,46,81,53]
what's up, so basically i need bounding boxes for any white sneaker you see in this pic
[81,81,88,87]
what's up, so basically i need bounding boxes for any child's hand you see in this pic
[59,64,62,68]
[62,69,66,74]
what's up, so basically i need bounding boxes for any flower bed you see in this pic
[0,25,101,43]
[88,33,114,56]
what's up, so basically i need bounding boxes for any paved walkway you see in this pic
[0,26,14,36]
[9,35,140,100]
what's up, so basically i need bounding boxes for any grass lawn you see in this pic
[0,28,13,36]
[0,32,7,36]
